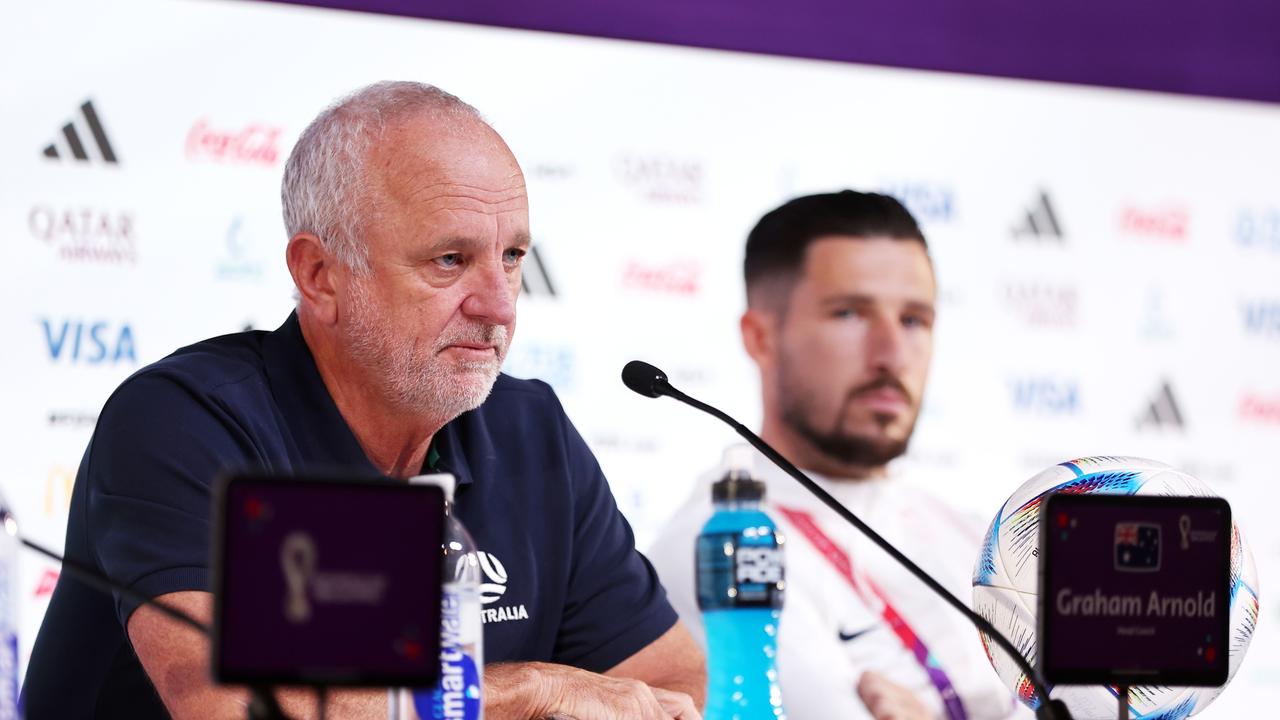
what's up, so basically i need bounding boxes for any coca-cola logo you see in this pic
[29,205,136,264]
[621,259,701,296]
[34,569,60,599]
[1239,393,1280,424]
[186,118,283,165]
[1119,204,1189,242]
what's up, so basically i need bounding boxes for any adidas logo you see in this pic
[1136,381,1185,430]
[521,245,557,297]
[42,100,118,165]
[1012,190,1062,240]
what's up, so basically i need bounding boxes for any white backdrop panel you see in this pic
[2,0,1279,714]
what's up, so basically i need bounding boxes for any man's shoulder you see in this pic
[122,329,269,394]
[100,329,272,424]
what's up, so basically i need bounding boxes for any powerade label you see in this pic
[415,590,481,719]
[697,530,784,610]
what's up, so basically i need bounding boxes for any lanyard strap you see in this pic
[775,504,969,720]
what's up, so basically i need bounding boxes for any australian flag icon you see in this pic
[1114,522,1161,572]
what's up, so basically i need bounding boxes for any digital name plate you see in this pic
[1038,493,1230,687]
[214,474,445,687]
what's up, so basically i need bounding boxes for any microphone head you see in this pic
[621,360,670,398]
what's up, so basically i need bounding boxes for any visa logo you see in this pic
[1010,379,1079,414]
[1234,208,1280,252]
[1242,302,1280,335]
[880,182,954,223]
[41,319,136,364]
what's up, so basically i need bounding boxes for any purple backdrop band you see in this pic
[262,0,1280,105]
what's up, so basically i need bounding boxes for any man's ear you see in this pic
[286,233,340,325]
[740,307,777,370]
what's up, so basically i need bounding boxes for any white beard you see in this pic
[344,279,508,421]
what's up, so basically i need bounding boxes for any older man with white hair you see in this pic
[24,81,705,719]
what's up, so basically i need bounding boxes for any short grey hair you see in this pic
[281,81,483,273]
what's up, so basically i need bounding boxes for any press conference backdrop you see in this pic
[2,0,1278,711]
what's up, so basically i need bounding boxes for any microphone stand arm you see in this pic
[662,386,1072,720]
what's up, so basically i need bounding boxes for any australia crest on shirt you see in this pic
[472,549,530,624]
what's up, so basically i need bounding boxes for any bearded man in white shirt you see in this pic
[649,190,1028,720]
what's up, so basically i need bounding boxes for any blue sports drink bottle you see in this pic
[697,445,787,720]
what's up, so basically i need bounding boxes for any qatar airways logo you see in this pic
[186,118,283,165]
[29,205,136,265]
[615,153,703,204]
[1002,282,1077,328]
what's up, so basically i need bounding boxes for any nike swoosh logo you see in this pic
[838,626,877,642]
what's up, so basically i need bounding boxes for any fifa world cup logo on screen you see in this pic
[281,531,318,623]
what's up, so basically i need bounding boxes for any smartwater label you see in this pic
[415,589,481,720]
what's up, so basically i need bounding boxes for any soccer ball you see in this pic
[971,456,1260,720]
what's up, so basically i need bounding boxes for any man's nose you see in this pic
[460,256,517,326]
[866,313,906,373]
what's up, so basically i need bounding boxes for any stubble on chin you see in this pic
[343,286,508,420]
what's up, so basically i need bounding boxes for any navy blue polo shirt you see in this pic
[23,313,676,718]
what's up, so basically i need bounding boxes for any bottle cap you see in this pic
[711,444,765,502]
[410,472,456,503]
[722,444,755,475]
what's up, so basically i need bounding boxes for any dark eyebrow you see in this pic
[818,293,876,306]
[903,300,936,315]
[820,294,936,315]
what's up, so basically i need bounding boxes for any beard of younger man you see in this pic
[776,344,919,471]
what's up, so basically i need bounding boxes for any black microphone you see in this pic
[621,359,1072,720]
[19,537,291,720]
[621,360,671,398]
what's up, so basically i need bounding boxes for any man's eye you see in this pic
[504,248,527,266]
[436,253,463,268]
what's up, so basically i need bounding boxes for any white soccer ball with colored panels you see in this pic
[971,456,1260,720]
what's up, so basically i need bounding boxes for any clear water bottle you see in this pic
[392,474,483,720]
[697,446,786,720]
[0,498,19,720]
